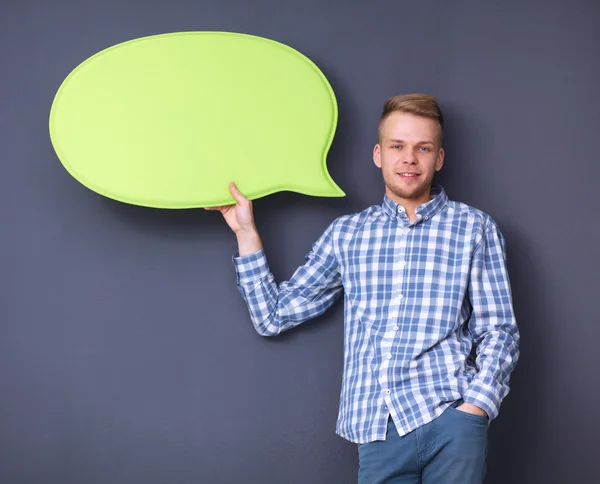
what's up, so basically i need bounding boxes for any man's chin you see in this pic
[388,184,428,201]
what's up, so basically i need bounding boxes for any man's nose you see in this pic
[402,149,418,164]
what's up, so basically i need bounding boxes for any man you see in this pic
[207,94,520,483]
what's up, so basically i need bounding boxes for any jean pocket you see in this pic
[447,405,489,424]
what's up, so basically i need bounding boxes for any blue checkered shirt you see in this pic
[233,186,520,444]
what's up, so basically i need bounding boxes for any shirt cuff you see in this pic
[232,249,270,284]
[462,381,501,420]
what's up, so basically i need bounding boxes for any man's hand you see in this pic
[456,402,488,418]
[205,182,263,256]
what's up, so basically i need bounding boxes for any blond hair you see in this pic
[378,94,444,143]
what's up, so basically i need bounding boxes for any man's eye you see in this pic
[391,145,401,149]
[419,147,430,152]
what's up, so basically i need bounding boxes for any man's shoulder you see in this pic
[444,199,496,230]
[329,204,382,233]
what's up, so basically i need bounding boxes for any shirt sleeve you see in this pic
[462,219,521,420]
[232,221,343,336]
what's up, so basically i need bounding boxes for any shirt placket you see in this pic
[377,222,410,428]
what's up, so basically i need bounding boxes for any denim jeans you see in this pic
[358,401,488,484]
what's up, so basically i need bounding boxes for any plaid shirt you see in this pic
[233,186,520,444]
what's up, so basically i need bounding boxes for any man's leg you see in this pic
[421,403,488,484]
[358,418,421,484]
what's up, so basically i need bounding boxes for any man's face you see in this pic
[373,111,444,204]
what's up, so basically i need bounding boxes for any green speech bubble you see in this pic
[49,32,345,208]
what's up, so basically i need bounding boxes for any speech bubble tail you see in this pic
[286,174,346,198]
[324,181,346,198]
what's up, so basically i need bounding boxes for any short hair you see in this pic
[378,94,444,143]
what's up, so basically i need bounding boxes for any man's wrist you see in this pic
[236,229,263,256]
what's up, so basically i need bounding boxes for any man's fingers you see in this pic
[205,205,235,216]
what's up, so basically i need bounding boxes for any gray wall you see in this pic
[1,1,599,483]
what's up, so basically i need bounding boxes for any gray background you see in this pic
[1,1,599,483]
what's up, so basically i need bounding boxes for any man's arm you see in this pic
[207,183,343,336]
[461,219,520,420]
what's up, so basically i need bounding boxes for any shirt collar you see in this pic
[382,185,448,223]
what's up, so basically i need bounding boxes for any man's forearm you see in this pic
[236,229,263,256]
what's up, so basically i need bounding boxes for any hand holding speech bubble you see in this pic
[49,32,345,208]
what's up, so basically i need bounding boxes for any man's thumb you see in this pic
[229,182,248,204]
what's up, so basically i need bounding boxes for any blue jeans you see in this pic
[358,402,488,484]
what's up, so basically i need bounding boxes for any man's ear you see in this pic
[435,148,445,172]
[373,144,382,168]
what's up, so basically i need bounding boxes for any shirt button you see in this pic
[425,216,429,220]
[386,389,391,395]
[400,261,406,267]
[393,325,399,331]
[387,354,392,359]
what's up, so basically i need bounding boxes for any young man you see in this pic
[207,94,520,484]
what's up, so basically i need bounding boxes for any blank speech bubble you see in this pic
[49,32,345,208]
